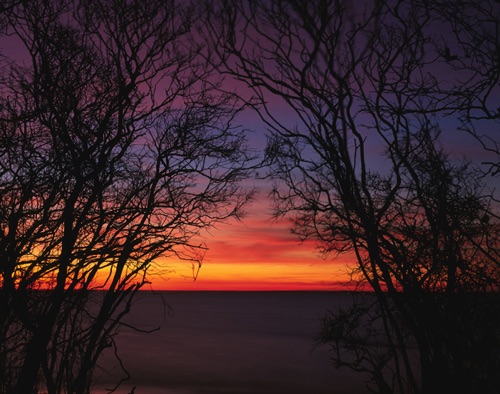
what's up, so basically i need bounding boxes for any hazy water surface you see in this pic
[95,291,370,393]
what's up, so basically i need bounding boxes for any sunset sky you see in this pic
[0,20,353,292]
[1,3,498,293]
[154,111,356,291]
[153,115,498,292]
[148,93,499,292]
[151,107,497,291]
[153,193,356,291]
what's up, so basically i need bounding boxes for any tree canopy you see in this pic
[206,0,500,392]
[0,1,254,392]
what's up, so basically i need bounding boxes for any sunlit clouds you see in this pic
[152,207,355,290]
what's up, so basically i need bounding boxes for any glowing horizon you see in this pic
[149,201,356,291]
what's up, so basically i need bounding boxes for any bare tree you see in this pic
[433,1,500,177]
[0,1,254,393]
[207,0,500,392]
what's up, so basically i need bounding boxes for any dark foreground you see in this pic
[94,291,370,393]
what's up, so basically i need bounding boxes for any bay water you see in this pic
[95,291,370,393]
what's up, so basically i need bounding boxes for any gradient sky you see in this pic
[0,20,350,292]
[154,115,499,292]
[1,4,498,292]
[151,93,499,292]
[151,192,357,291]
[153,149,499,292]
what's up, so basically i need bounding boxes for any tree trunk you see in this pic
[13,320,52,394]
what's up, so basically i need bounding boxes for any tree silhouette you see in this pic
[0,1,253,392]
[207,0,500,392]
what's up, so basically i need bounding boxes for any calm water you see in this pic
[95,291,370,393]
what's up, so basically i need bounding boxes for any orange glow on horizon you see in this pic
[149,261,353,291]
[147,206,356,291]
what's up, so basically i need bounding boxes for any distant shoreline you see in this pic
[143,289,362,292]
